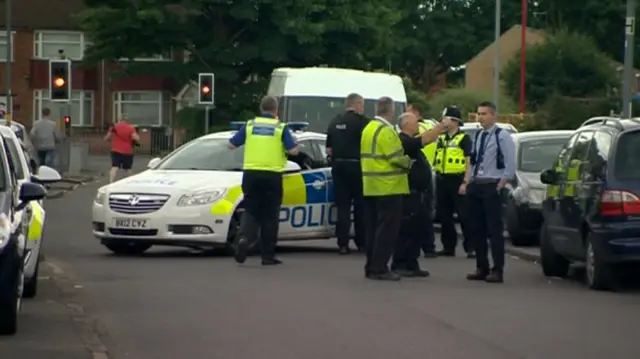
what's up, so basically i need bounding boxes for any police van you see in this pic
[267,67,408,133]
[92,123,346,255]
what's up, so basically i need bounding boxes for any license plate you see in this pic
[113,218,148,228]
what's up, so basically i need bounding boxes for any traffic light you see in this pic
[49,59,71,102]
[63,116,71,135]
[198,73,214,105]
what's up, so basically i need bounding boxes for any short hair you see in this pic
[376,96,395,116]
[42,107,51,117]
[409,103,423,114]
[398,112,416,129]
[346,93,363,107]
[260,96,278,113]
[477,101,496,114]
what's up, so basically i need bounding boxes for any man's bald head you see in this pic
[398,112,418,135]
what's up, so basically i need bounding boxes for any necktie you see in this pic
[473,131,489,177]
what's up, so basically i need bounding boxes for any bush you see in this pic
[502,29,617,111]
[425,87,517,120]
[535,95,617,130]
[403,77,430,113]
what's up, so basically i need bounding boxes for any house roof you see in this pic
[0,0,86,30]
[465,25,547,66]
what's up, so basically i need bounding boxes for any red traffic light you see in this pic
[64,116,70,123]
[54,77,65,88]
[201,86,210,94]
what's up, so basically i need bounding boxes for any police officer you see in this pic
[391,112,442,277]
[434,106,474,258]
[466,101,515,283]
[229,96,299,265]
[410,103,438,257]
[326,93,369,254]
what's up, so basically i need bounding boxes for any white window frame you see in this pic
[33,90,94,127]
[113,91,169,127]
[118,50,172,62]
[0,31,15,62]
[33,30,89,60]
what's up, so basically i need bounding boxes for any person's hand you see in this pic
[497,180,507,190]
[458,182,467,195]
[434,122,446,132]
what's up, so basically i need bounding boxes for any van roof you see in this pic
[269,67,407,101]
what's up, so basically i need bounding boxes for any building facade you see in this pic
[0,0,176,129]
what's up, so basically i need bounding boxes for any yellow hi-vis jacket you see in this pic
[243,117,287,172]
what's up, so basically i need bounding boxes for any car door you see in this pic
[556,130,594,258]
[280,140,329,239]
[308,139,337,237]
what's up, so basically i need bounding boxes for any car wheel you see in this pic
[22,259,39,299]
[539,221,569,278]
[585,234,617,291]
[103,241,152,255]
[0,245,23,335]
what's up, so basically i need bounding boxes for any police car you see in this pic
[92,123,340,255]
[0,125,61,298]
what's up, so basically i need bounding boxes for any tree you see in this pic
[76,0,402,119]
[501,30,617,111]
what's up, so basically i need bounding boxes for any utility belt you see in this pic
[333,158,360,163]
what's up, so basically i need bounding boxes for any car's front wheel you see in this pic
[0,244,23,335]
[103,240,152,255]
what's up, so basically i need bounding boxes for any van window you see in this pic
[614,131,640,179]
[282,96,405,133]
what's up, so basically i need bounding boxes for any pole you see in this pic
[5,0,12,116]
[493,0,501,113]
[519,0,528,114]
[204,106,210,134]
[622,0,636,118]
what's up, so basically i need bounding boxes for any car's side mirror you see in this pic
[17,182,47,210]
[31,165,62,184]
[285,160,301,173]
[147,157,161,169]
[540,169,558,185]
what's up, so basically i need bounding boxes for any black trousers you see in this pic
[392,191,428,271]
[436,174,472,253]
[420,185,436,254]
[467,181,505,273]
[364,195,403,275]
[240,170,283,260]
[331,160,366,249]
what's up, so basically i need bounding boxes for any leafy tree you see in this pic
[501,30,617,111]
[425,87,517,119]
[76,0,402,119]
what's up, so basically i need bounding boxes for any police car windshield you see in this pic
[518,138,567,173]
[282,96,405,133]
[155,138,244,171]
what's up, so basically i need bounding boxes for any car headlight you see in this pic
[0,213,11,249]
[177,189,226,206]
[94,190,106,205]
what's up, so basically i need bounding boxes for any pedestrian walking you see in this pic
[409,103,438,257]
[29,107,61,168]
[434,106,474,258]
[231,96,299,265]
[104,117,140,183]
[325,93,370,254]
[466,101,515,283]
[391,112,443,277]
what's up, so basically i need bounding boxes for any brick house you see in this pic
[0,0,177,135]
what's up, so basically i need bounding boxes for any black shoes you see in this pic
[234,238,249,263]
[339,247,350,255]
[366,272,402,281]
[466,270,503,283]
[261,258,283,266]
[395,269,430,278]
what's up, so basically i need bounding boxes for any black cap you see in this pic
[442,106,463,124]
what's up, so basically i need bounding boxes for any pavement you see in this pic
[4,179,640,359]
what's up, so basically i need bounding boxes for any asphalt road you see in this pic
[24,180,640,359]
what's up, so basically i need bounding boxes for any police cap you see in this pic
[442,106,463,124]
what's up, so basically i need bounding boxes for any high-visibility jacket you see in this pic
[564,159,581,197]
[418,121,437,165]
[361,119,410,196]
[243,117,287,172]
[434,133,466,174]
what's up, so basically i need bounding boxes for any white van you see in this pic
[267,67,407,133]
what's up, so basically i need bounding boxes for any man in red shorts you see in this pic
[104,118,140,182]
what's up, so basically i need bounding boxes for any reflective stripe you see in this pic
[27,202,45,241]
[282,173,306,205]
[210,186,243,215]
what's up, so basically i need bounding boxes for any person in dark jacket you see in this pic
[391,112,441,277]
[325,93,370,254]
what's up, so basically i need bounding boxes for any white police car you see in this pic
[92,122,340,255]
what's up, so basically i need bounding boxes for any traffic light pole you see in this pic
[5,0,12,116]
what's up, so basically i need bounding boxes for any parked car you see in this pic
[539,117,640,290]
[0,134,48,335]
[503,131,573,246]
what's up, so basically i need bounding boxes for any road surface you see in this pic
[10,179,640,359]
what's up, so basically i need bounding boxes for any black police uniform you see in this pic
[325,110,369,253]
[435,107,473,257]
[391,132,432,276]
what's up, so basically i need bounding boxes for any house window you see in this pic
[113,91,171,126]
[34,31,90,60]
[119,52,172,62]
[33,90,94,126]
[0,32,15,62]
